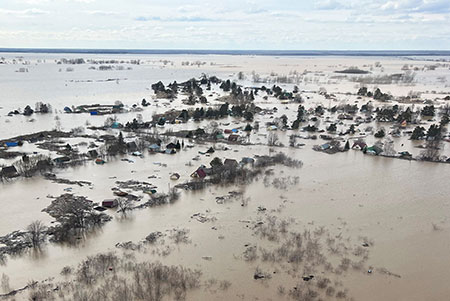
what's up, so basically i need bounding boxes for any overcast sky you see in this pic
[0,0,449,50]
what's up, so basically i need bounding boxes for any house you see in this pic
[365,145,383,155]
[114,190,128,197]
[111,122,121,129]
[53,156,70,163]
[352,141,367,150]
[102,199,118,208]
[191,167,207,178]
[1,166,19,178]
[166,142,177,149]
[5,142,19,147]
[166,141,181,150]
[36,160,52,171]
[241,157,255,165]
[228,134,239,142]
[165,148,176,154]
[170,173,180,180]
[126,141,138,152]
[87,150,98,158]
[95,158,106,165]
[148,144,160,152]
[399,151,412,159]
[144,189,157,195]
[319,134,332,141]
[194,128,206,137]
[224,159,239,168]
[338,113,353,120]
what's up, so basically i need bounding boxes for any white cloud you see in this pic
[0,8,50,16]
[19,0,95,3]
[85,10,122,16]
[380,0,450,13]
[24,0,50,4]
[0,0,448,49]
[315,0,350,10]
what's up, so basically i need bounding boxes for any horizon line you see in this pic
[0,48,449,56]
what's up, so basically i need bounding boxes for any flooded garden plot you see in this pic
[0,53,450,300]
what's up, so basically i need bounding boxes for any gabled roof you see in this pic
[1,166,18,177]
[224,159,239,167]
[192,167,207,178]
[228,134,239,141]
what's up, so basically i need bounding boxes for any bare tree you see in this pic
[168,188,180,202]
[420,139,442,161]
[26,220,47,248]
[1,273,10,293]
[15,154,52,177]
[289,135,296,147]
[54,115,62,131]
[117,198,133,215]
[267,132,279,146]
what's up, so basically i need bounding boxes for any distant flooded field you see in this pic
[0,53,450,300]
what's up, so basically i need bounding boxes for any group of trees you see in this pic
[15,154,53,177]
[1,193,113,256]
[9,102,52,116]
[189,103,254,122]
[291,105,307,129]
[106,132,129,155]
[220,79,255,103]
[43,194,112,242]
[151,75,221,104]
[35,102,51,114]
[357,87,391,101]
[375,105,415,123]
[220,80,300,103]
[151,81,177,99]
[421,105,435,117]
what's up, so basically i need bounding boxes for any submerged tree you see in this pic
[420,124,443,161]
[374,128,386,138]
[327,123,337,132]
[267,132,280,146]
[43,194,112,241]
[426,124,442,140]
[35,102,52,113]
[410,126,426,140]
[25,220,47,248]
[117,198,134,215]
[421,105,435,117]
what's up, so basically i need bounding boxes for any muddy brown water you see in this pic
[2,145,450,300]
[0,54,450,300]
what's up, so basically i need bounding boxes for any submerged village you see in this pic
[0,54,450,300]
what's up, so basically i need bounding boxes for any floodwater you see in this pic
[0,53,450,300]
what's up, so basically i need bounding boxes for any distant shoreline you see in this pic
[0,48,449,57]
